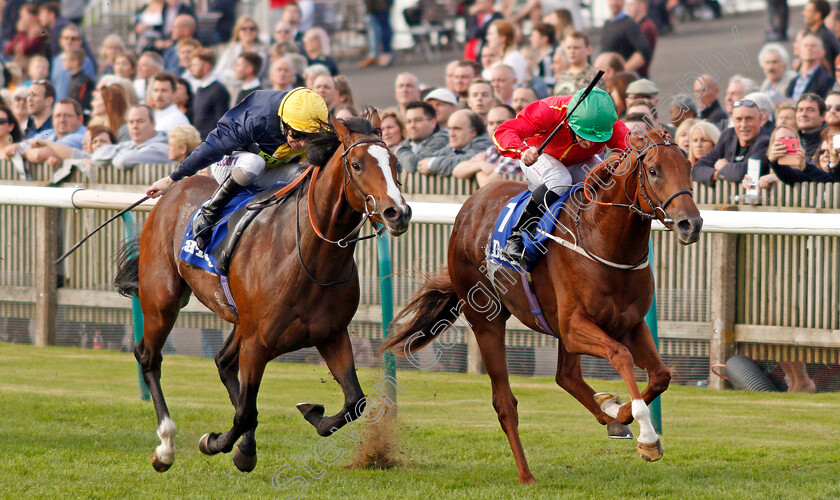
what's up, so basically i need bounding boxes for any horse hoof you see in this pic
[607,420,634,439]
[199,433,219,456]
[594,392,622,407]
[151,452,172,473]
[518,474,536,484]
[296,402,325,422]
[233,447,257,472]
[637,439,664,462]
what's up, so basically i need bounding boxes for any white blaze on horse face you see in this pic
[367,144,406,211]
[155,416,176,465]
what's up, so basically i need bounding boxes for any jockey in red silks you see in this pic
[492,87,632,267]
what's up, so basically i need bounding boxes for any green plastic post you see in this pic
[121,212,150,401]
[645,238,662,434]
[376,228,397,408]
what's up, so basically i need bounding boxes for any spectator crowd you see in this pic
[0,0,830,387]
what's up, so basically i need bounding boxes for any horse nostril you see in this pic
[404,205,412,221]
[383,207,399,221]
[677,219,692,234]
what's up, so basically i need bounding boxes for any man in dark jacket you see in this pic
[692,99,770,186]
[694,75,729,124]
[795,93,827,159]
[189,49,230,139]
[786,32,836,99]
[601,0,652,77]
[803,0,840,73]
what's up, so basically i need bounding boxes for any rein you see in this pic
[307,138,387,248]
[295,136,389,287]
[563,138,693,271]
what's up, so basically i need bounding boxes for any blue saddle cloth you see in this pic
[178,183,287,275]
[487,186,580,271]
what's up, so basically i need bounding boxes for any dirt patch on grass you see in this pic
[346,408,400,470]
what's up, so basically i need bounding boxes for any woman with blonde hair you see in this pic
[215,16,268,96]
[167,125,201,164]
[380,108,405,148]
[674,118,699,153]
[99,34,127,74]
[688,121,721,166]
[484,20,527,83]
[334,75,355,108]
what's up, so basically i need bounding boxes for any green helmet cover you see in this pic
[567,87,617,143]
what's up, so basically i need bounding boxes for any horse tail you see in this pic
[380,267,459,356]
[113,235,140,298]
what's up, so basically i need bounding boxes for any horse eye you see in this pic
[352,161,361,171]
[648,167,658,177]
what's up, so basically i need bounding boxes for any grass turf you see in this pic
[1,343,839,499]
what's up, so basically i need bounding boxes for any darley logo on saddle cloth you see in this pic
[488,186,580,271]
[179,183,288,275]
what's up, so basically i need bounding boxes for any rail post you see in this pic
[376,229,397,409]
[121,212,149,401]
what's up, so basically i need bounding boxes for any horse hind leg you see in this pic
[214,327,258,472]
[297,328,365,437]
[200,335,268,458]
[555,342,633,439]
[467,309,536,484]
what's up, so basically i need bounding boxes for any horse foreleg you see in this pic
[214,327,258,472]
[564,312,663,462]
[555,342,633,439]
[200,340,267,459]
[134,300,181,473]
[624,321,671,406]
[469,311,535,484]
[297,328,365,437]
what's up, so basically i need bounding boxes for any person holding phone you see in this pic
[757,124,837,186]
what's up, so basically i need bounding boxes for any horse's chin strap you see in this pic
[307,137,388,248]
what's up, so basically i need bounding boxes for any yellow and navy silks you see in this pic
[169,90,306,181]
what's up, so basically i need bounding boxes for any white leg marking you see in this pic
[368,145,406,210]
[631,399,658,444]
[595,392,621,418]
[155,416,176,464]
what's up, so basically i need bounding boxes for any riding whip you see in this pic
[54,195,150,264]
[537,70,605,155]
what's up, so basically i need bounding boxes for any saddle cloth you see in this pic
[179,182,288,275]
[487,186,581,271]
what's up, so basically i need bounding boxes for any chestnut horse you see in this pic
[382,129,702,483]
[115,112,411,473]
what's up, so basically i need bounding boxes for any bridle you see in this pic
[295,136,395,286]
[583,138,693,228]
[562,137,693,270]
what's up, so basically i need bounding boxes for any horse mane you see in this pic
[304,107,382,167]
[584,126,673,196]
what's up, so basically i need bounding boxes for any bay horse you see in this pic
[114,111,411,473]
[382,128,702,483]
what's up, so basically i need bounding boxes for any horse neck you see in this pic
[577,154,651,264]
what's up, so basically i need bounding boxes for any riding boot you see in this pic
[500,184,561,268]
[192,176,242,252]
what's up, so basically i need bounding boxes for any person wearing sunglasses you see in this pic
[146,88,329,252]
[494,87,633,267]
[692,98,771,187]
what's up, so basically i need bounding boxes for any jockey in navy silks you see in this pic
[146,87,330,250]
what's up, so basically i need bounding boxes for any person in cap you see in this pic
[424,88,459,131]
[493,87,632,266]
[625,78,659,105]
[146,87,329,250]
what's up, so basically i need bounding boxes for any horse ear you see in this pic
[628,131,648,152]
[369,110,382,130]
[331,115,350,142]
